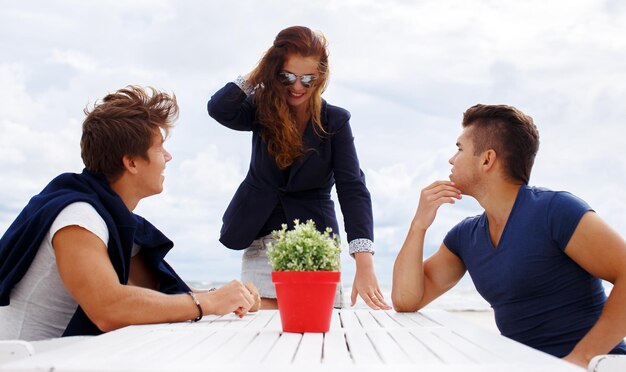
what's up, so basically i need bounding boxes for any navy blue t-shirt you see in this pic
[444,185,626,357]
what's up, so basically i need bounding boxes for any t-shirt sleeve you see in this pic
[547,192,593,251]
[48,202,109,249]
[443,221,464,259]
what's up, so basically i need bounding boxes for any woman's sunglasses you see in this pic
[278,72,317,88]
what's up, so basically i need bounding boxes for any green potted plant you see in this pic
[268,219,341,333]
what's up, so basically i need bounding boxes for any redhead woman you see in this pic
[207,26,389,310]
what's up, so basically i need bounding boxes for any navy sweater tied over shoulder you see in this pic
[0,169,189,336]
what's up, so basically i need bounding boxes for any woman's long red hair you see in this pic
[249,26,329,169]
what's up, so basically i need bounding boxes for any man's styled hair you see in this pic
[462,104,539,184]
[81,86,178,182]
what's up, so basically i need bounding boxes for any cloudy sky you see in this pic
[1,0,625,290]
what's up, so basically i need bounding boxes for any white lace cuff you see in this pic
[234,75,255,96]
[349,238,374,257]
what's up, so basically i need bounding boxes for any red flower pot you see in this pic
[271,271,340,333]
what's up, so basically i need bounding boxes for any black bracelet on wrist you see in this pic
[187,291,203,322]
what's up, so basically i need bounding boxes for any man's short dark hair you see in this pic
[462,104,539,184]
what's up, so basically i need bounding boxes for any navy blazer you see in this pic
[207,83,374,250]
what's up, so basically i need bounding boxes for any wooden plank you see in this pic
[322,331,352,365]
[171,330,237,364]
[432,328,503,363]
[293,333,323,364]
[366,329,411,364]
[0,340,34,364]
[195,314,232,329]
[370,310,403,328]
[203,330,259,363]
[344,328,382,365]
[410,329,473,364]
[237,331,280,364]
[387,311,441,328]
[329,309,342,330]
[386,311,420,328]
[265,311,283,332]
[151,321,192,329]
[416,312,442,327]
[0,326,155,371]
[243,311,274,330]
[354,310,380,329]
[144,331,216,364]
[197,314,221,323]
[186,314,223,328]
[95,331,217,370]
[421,309,566,366]
[387,328,442,364]
[211,313,250,329]
[262,332,302,364]
[62,325,161,364]
[339,309,359,329]
[407,311,442,327]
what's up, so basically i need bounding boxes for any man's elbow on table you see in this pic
[80,291,144,333]
[91,318,120,333]
[86,307,131,333]
[391,291,422,313]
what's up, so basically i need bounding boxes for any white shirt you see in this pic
[0,202,139,341]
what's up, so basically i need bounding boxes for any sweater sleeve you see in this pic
[330,109,374,245]
[207,82,257,132]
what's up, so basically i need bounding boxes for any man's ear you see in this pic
[122,155,138,174]
[482,149,497,171]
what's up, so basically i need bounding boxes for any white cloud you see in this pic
[50,49,101,73]
[176,145,244,196]
[0,64,39,122]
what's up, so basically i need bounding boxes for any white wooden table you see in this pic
[1,309,582,371]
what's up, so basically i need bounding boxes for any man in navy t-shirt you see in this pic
[391,104,626,368]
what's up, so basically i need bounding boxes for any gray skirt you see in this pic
[241,235,344,308]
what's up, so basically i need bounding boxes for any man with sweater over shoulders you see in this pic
[392,104,626,368]
[0,86,259,341]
